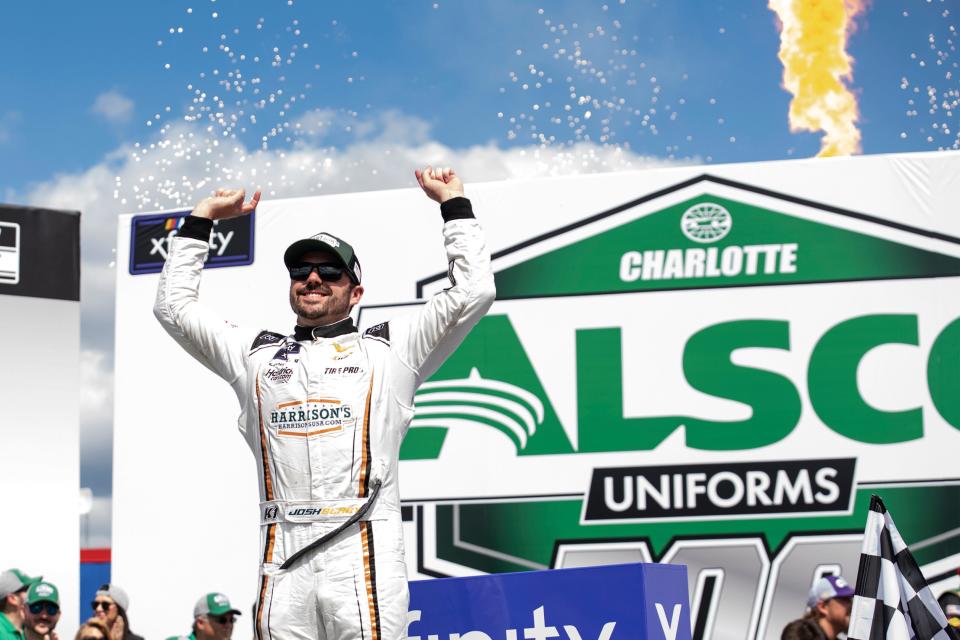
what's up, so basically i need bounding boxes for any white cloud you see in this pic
[12,109,694,541]
[289,109,433,147]
[91,90,134,124]
[290,108,350,141]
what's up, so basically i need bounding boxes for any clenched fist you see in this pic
[415,166,464,204]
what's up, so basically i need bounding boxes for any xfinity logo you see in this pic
[406,606,620,640]
[403,562,688,640]
[149,226,235,260]
[404,604,687,640]
[129,212,255,275]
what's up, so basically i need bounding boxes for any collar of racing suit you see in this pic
[293,317,358,342]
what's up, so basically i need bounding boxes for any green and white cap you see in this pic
[194,593,241,617]
[284,232,362,284]
[0,568,41,598]
[26,581,59,605]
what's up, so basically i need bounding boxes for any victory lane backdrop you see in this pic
[113,151,960,640]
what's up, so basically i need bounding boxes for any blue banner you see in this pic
[407,563,691,640]
[129,211,255,274]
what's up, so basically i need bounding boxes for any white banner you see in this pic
[114,151,960,640]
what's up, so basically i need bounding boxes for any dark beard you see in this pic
[290,284,352,324]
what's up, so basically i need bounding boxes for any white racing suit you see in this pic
[154,199,495,640]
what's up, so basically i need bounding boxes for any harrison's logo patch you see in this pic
[270,398,355,437]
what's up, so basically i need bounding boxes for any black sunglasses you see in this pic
[211,614,235,625]
[91,600,113,611]
[288,262,345,282]
[29,602,59,616]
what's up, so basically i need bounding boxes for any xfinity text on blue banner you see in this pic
[407,564,691,640]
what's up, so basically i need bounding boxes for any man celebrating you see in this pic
[154,167,495,640]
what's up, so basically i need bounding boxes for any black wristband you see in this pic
[178,215,214,241]
[440,197,475,222]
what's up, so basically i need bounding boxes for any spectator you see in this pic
[166,593,241,640]
[91,585,142,640]
[781,575,854,640]
[939,589,960,629]
[800,575,854,640]
[0,569,41,640]
[23,582,60,640]
[74,620,110,640]
[781,619,825,640]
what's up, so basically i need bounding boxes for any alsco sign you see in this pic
[359,175,960,504]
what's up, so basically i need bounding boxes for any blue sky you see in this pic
[2,0,954,198]
[1,0,955,545]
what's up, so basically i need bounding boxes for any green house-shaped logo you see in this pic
[418,175,960,300]
[370,175,960,464]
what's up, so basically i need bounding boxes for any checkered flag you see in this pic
[848,495,960,640]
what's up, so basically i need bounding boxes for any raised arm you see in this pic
[191,188,261,222]
[391,167,496,383]
[153,189,262,384]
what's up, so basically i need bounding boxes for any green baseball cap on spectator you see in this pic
[0,569,41,598]
[26,582,59,605]
[194,593,241,617]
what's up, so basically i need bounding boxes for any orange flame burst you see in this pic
[769,0,866,157]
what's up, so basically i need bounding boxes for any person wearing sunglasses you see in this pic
[155,166,495,640]
[0,569,41,640]
[166,593,241,640]
[91,585,142,640]
[22,582,59,640]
